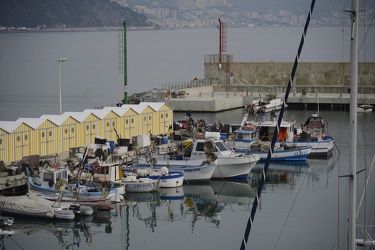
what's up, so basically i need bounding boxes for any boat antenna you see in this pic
[239,1,316,249]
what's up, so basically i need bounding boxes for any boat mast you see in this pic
[348,0,358,248]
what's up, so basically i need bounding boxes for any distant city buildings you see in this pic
[114,0,374,28]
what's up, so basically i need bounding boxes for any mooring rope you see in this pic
[239,1,316,249]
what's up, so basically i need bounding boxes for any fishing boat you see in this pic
[0,192,75,220]
[245,95,285,113]
[74,162,126,200]
[0,164,75,221]
[244,112,334,157]
[121,175,160,192]
[228,123,312,161]
[180,132,260,179]
[129,149,217,182]
[26,167,121,205]
[142,169,184,188]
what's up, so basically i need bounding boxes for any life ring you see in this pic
[55,179,72,191]
[91,162,101,174]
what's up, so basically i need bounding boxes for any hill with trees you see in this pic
[0,0,150,28]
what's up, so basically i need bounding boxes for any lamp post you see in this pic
[58,58,67,115]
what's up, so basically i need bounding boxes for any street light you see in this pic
[58,58,67,115]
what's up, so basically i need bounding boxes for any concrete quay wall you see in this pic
[158,88,375,112]
[204,62,375,94]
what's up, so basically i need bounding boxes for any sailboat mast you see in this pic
[348,0,358,248]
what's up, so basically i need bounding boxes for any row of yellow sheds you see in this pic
[0,102,173,164]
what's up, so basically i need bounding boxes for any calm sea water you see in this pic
[0,27,374,121]
[1,28,375,249]
[2,109,375,250]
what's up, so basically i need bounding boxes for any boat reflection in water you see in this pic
[121,180,256,234]
[6,214,112,250]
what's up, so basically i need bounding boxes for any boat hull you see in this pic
[28,177,121,203]
[122,178,159,193]
[287,137,334,157]
[147,172,184,188]
[236,146,312,161]
[136,160,216,182]
[211,154,260,179]
[0,193,75,221]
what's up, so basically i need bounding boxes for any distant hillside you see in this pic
[0,0,150,28]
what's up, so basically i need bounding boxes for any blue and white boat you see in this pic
[227,119,312,161]
[128,157,216,182]
[27,167,122,204]
[146,170,184,188]
[242,112,334,157]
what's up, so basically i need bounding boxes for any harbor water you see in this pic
[1,109,375,250]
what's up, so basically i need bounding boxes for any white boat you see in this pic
[357,104,373,112]
[228,124,312,161]
[121,175,160,193]
[74,162,126,200]
[182,132,260,179]
[245,95,286,113]
[132,154,217,182]
[245,113,334,157]
[0,192,75,220]
[144,169,184,188]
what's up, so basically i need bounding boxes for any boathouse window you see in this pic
[17,136,20,142]
[143,117,146,122]
[161,114,163,119]
[86,125,89,131]
[71,127,74,133]
[125,119,129,125]
[149,115,151,120]
[131,118,134,124]
[166,113,169,118]
[42,132,45,138]
[65,128,68,134]
[49,131,52,137]
[24,135,28,141]
[92,124,96,129]
[0,139,2,145]
[112,121,115,127]
[106,122,110,128]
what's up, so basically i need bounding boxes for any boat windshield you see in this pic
[215,141,230,152]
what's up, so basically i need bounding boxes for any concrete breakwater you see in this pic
[155,85,375,112]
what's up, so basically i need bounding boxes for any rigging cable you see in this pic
[239,1,316,249]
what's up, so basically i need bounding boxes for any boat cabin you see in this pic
[40,168,69,188]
